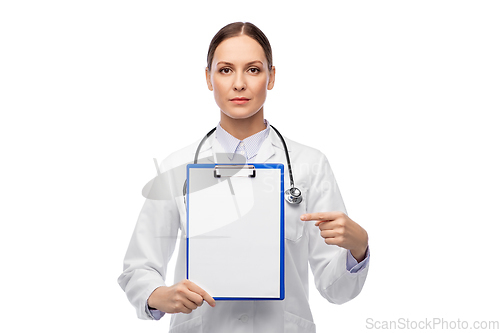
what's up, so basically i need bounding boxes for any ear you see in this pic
[205,67,213,91]
[267,66,276,90]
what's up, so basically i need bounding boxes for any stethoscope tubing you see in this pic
[184,125,302,205]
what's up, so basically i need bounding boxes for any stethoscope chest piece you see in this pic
[285,187,302,205]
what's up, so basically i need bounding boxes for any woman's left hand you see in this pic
[301,211,368,262]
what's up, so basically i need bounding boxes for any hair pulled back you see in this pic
[206,22,273,72]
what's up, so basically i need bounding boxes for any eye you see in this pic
[219,67,231,74]
[249,67,260,74]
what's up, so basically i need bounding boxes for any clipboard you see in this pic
[186,163,285,300]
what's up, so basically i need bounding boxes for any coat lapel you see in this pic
[256,128,292,163]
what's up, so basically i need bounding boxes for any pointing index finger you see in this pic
[300,211,344,223]
[300,212,328,222]
[301,213,325,226]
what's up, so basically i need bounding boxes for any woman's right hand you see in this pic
[147,279,216,314]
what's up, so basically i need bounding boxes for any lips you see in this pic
[230,97,250,105]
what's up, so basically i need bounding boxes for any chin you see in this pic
[222,105,263,120]
[228,114,257,120]
[222,110,256,120]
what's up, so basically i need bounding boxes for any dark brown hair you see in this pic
[206,22,273,72]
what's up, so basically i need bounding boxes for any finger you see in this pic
[320,229,340,239]
[316,220,337,230]
[317,217,348,229]
[184,290,204,307]
[301,211,344,222]
[186,281,216,307]
[182,297,199,310]
[324,237,342,246]
[315,220,328,227]
[179,304,193,314]
[300,212,327,222]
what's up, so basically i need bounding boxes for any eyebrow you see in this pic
[216,60,263,67]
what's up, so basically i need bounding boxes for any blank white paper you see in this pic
[187,165,283,299]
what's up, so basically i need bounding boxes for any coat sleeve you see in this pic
[117,159,181,320]
[306,152,369,304]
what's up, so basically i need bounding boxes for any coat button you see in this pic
[239,314,249,323]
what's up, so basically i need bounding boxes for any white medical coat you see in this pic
[118,129,369,333]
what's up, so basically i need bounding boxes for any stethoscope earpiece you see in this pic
[285,187,302,205]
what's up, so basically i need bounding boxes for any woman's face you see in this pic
[206,35,275,120]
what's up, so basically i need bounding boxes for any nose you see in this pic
[233,72,246,91]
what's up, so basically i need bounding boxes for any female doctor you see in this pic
[118,22,370,333]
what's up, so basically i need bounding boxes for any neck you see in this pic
[220,108,266,140]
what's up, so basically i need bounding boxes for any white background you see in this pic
[1,0,499,332]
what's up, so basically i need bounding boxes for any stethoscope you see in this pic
[183,125,303,205]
